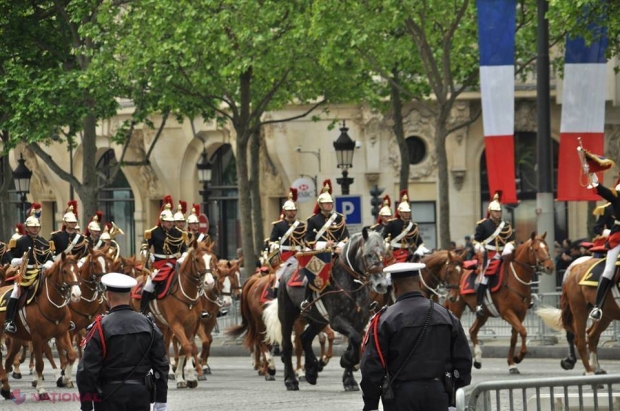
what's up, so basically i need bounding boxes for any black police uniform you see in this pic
[50,229,87,257]
[143,225,188,260]
[473,218,515,255]
[360,291,472,411]
[187,231,211,246]
[76,305,169,411]
[304,212,349,248]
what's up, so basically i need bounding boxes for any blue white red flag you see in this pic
[477,0,518,204]
[557,17,608,201]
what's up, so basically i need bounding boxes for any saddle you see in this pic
[459,261,506,296]
[131,269,178,300]
[0,279,41,312]
[287,267,306,288]
[578,258,620,287]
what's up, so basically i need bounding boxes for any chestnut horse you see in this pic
[132,240,216,389]
[446,232,555,374]
[420,250,465,303]
[0,253,82,399]
[536,255,619,375]
[110,255,142,279]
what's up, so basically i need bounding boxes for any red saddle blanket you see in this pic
[131,269,177,300]
[287,267,305,287]
[459,262,506,296]
[259,275,277,305]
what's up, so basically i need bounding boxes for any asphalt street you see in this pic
[3,355,620,410]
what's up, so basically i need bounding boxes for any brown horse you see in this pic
[446,232,555,374]
[110,255,142,279]
[420,250,465,303]
[536,255,617,375]
[0,253,82,399]
[132,240,217,388]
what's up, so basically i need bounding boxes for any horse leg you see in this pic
[278,292,300,391]
[42,341,60,387]
[56,332,77,388]
[319,326,335,370]
[561,331,577,370]
[293,324,305,381]
[587,317,613,375]
[573,308,595,375]
[500,310,528,373]
[171,324,197,388]
[191,340,204,383]
[262,344,276,381]
[0,336,21,399]
[300,321,323,385]
[31,338,50,400]
[330,318,362,392]
[11,346,22,380]
[470,316,488,369]
[197,323,212,376]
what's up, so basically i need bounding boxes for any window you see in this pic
[406,136,427,165]
[411,201,436,250]
[209,144,239,259]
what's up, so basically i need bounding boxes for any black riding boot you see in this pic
[4,297,19,334]
[589,277,613,321]
[475,282,487,318]
[300,286,314,310]
[140,290,154,314]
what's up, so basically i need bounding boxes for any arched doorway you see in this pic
[480,133,567,245]
[96,149,136,255]
[209,144,239,259]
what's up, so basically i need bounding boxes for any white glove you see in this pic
[150,253,155,263]
[153,403,168,411]
[269,242,279,253]
[11,258,23,267]
[315,241,328,250]
[336,241,346,249]
[502,242,515,256]
[603,229,611,237]
[474,242,485,253]
[590,173,599,187]
[43,260,54,270]
[177,252,188,264]
[414,245,430,256]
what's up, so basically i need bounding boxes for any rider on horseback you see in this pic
[49,201,87,260]
[589,177,620,321]
[83,212,104,253]
[4,205,56,334]
[186,204,212,246]
[140,196,188,314]
[369,195,392,237]
[382,190,429,263]
[268,188,306,298]
[174,200,188,232]
[473,191,515,318]
[301,180,349,310]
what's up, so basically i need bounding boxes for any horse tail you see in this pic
[263,299,282,345]
[535,306,564,331]
[559,284,574,333]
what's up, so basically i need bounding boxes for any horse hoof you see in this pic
[65,381,74,388]
[509,368,520,375]
[318,360,326,373]
[29,369,33,375]
[32,381,37,388]
[595,369,608,375]
[473,361,482,369]
[38,392,50,401]
[344,384,360,392]
[177,381,188,389]
[298,375,306,382]
[285,381,299,391]
[1,388,10,400]
[265,375,275,381]
[187,380,198,389]
[56,377,65,387]
[168,373,176,380]
[560,358,575,370]
[204,366,211,375]
[12,372,22,380]
[514,356,525,364]
[198,375,207,381]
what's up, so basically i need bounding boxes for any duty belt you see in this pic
[153,253,179,259]
[104,379,145,386]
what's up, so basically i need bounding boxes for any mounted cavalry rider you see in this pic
[369,195,392,237]
[4,205,57,333]
[0,224,21,265]
[139,195,188,314]
[174,200,188,232]
[186,204,212,246]
[268,188,306,297]
[382,190,429,263]
[301,179,349,310]
[473,191,515,318]
[83,211,104,252]
[50,200,87,259]
[100,222,124,260]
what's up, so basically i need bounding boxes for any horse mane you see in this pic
[47,254,78,278]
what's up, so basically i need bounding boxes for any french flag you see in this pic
[557,22,608,201]
[477,0,518,204]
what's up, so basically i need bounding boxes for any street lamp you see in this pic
[333,120,356,195]
[196,148,213,219]
[13,153,32,220]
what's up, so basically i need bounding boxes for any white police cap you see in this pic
[101,272,137,293]
[383,262,426,280]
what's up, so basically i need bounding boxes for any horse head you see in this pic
[523,231,555,275]
[81,248,113,282]
[343,228,388,294]
[182,240,217,292]
[217,259,242,304]
[47,253,81,303]
[421,250,464,303]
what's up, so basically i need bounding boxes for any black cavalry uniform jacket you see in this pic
[76,305,169,411]
[50,230,87,257]
[0,241,10,264]
[473,217,515,252]
[360,292,472,411]
[593,201,616,236]
[382,218,423,250]
[269,219,306,249]
[143,225,188,261]
[305,212,349,248]
[368,222,388,237]
[9,234,54,267]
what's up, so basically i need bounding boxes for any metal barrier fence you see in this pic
[456,374,620,410]
[213,299,241,335]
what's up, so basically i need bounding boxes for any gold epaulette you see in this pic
[387,218,398,222]
[8,238,16,249]
[477,218,487,224]
[271,220,281,225]
[593,203,611,216]
[50,230,61,236]
[182,231,189,243]
[144,226,156,240]
[49,240,55,252]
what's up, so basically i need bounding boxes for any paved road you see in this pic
[3,355,620,410]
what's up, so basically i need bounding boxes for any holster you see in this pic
[443,371,456,406]
[145,372,156,403]
[381,373,394,402]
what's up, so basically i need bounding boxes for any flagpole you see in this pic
[536,0,556,296]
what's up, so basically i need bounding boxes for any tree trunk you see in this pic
[390,70,409,191]
[249,127,265,256]
[435,109,451,250]
[79,113,100,222]
[0,153,13,239]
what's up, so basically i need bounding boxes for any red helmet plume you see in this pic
[15,223,25,236]
[179,200,187,215]
[28,203,42,219]
[85,211,104,237]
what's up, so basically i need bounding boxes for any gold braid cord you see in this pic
[163,233,185,256]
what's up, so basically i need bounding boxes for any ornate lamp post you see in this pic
[13,153,32,220]
[196,148,213,219]
[333,121,356,195]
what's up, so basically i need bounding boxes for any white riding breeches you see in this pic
[602,244,620,281]
[10,283,21,298]
[480,275,489,285]
[143,274,156,292]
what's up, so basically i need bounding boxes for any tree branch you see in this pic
[101,120,136,186]
[443,0,469,95]
[29,141,82,188]
[404,17,444,102]
[260,99,327,126]
[251,68,292,123]
[446,107,482,135]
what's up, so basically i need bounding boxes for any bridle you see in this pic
[511,239,552,283]
[44,258,80,309]
[420,254,462,299]
[342,236,385,280]
[175,248,212,304]
[76,253,109,303]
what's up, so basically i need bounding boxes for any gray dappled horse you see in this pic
[266,228,388,391]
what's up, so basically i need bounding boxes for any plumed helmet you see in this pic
[27,203,42,219]
[63,200,78,223]
[282,188,298,211]
[487,191,502,212]
[87,211,103,232]
[12,224,25,240]
[397,190,411,213]
[187,204,200,224]
[25,215,41,227]
[379,195,393,217]
[317,179,333,203]
[174,201,187,222]
[100,225,111,241]
[159,195,175,222]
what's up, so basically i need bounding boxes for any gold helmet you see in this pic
[282,188,298,211]
[317,179,333,203]
[63,200,78,223]
[396,190,411,213]
[187,204,200,224]
[487,191,502,212]
[378,195,393,217]
[25,215,41,227]
[87,211,103,233]
[159,195,175,222]
[174,201,187,222]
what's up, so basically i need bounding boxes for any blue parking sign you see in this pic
[335,196,362,225]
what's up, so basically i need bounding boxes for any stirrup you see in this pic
[589,307,602,321]
[68,321,76,331]
[4,321,17,334]
[217,309,228,318]
[201,311,212,319]
[475,305,485,318]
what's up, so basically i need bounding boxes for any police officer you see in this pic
[302,179,349,309]
[50,201,87,259]
[360,262,472,411]
[140,196,188,314]
[473,191,515,318]
[77,273,169,411]
[4,209,55,333]
[268,188,306,296]
[382,190,429,263]
[186,204,212,245]
[369,195,392,236]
